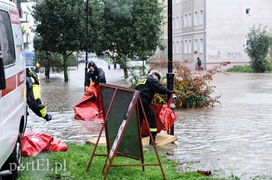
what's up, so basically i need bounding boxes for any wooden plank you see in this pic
[142,132,178,146]
[86,137,107,146]
[86,132,178,147]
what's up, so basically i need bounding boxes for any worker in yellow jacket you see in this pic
[26,68,52,121]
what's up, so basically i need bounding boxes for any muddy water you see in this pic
[27,61,272,179]
[163,72,272,179]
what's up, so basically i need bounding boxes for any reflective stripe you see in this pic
[137,78,147,85]
[31,77,41,100]
[150,128,157,132]
[40,107,47,117]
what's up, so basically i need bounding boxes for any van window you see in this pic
[0,10,16,66]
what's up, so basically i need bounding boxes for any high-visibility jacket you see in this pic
[26,68,47,119]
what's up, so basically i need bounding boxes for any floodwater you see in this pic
[27,59,272,179]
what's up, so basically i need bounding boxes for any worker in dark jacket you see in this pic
[135,72,174,145]
[26,67,52,121]
[84,61,106,91]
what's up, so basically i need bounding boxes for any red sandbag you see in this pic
[22,131,68,157]
[22,131,53,157]
[44,138,68,152]
[141,98,177,137]
[73,85,103,123]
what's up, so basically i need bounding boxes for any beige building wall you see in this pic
[154,0,168,60]
[173,0,272,70]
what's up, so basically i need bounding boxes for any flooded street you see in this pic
[27,59,272,179]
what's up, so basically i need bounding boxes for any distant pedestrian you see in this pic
[108,61,111,69]
[197,57,202,71]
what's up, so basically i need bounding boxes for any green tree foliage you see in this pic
[245,25,271,73]
[32,0,86,81]
[101,0,164,78]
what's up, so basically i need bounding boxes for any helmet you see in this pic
[88,61,97,70]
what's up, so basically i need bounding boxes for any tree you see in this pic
[101,0,164,78]
[245,25,271,73]
[32,0,86,81]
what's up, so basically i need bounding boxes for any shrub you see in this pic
[130,58,230,109]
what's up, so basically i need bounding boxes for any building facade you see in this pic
[172,0,272,70]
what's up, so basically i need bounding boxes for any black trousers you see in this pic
[138,102,156,130]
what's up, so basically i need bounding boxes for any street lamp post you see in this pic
[167,0,174,135]
[84,0,89,89]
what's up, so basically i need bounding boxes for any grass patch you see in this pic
[226,65,254,73]
[19,143,225,180]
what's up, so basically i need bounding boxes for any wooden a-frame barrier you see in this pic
[86,84,166,180]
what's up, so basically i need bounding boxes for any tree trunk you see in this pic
[63,53,69,82]
[45,68,50,79]
[123,67,128,79]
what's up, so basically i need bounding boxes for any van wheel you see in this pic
[1,136,22,180]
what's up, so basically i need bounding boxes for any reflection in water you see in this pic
[30,65,272,179]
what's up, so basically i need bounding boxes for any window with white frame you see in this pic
[176,41,179,54]
[173,41,175,54]
[180,15,183,29]
[184,40,188,54]
[184,13,188,28]
[180,40,183,54]
[172,18,176,29]
[194,11,198,26]
[188,39,192,53]
[188,12,192,27]
[245,7,251,16]
[199,10,204,25]
[176,16,179,29]
[199,38,204,53]
[194,39,198,53]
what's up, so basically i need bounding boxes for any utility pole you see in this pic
[167,0,174,135]
[84,0,89,89]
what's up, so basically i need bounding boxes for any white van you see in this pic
[0,0,27,179]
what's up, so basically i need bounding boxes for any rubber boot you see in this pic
[149,132,157,145]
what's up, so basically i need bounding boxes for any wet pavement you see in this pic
[27,58,272,179]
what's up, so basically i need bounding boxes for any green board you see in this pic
[100,84,143,160]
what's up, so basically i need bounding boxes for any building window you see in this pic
[245,7,252,16]
[199,38,204,53]
[184,13,188,28]
[184,40,188,54]
[199,10,204,25]
[194,39,198,53]
[194,11,198,26]
[176,41,179,54]
[180,15,183,29]
[188,39,192,53]
[180,41,183,55]
[176,16,179,29]
[173,41,175,54]
[172,17,175,30]
[188,12,192,27]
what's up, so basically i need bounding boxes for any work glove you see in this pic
[44,114,52,121]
